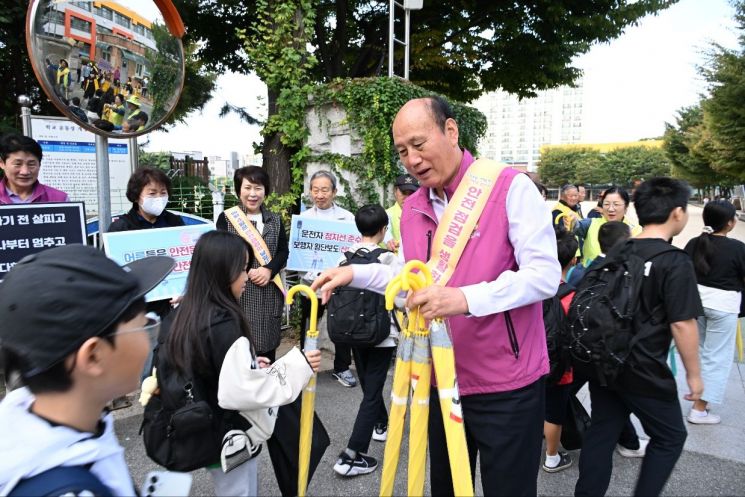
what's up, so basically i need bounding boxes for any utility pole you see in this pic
[388,0,423,79]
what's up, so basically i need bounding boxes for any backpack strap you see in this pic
[347,247,390,263]
[556,281,574,300]
[9,465,113,497]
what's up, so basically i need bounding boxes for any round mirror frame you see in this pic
[25,0,187,139]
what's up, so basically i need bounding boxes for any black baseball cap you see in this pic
[394,174,419,193]
[0,245,174,377]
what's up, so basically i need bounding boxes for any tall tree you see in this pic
[178,0,679,193]
[0,0,59,132]
[663,105,722,187]
[699,1,745,180]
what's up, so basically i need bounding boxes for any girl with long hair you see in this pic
[684,200,745,424]
[158,230,321,495]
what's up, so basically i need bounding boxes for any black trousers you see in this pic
[571,374,640,450]
[299,295,351,372]
[429,378,545,497]
[575,382,687,497]
[347,346,394,453]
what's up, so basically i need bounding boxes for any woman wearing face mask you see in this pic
[109,167,184,232]
[217,166,289,363]
[105,167,184,409]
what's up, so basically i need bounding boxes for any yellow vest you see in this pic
[552,201,579,232]
[582,217,642,265]
[386,202,402,243]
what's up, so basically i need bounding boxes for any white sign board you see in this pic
[30,116,131,215]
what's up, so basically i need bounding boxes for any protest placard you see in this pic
[287,215,362,272]
[102,224,214,301]
[0,202,86,279]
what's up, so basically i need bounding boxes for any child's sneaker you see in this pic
[617,438,649,458]
[687,409,721,425]
[333,451,378,476]
[542,451,572,473]
[332,369,357,387]
[372,423,387,442]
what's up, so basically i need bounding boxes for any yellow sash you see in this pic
[225,206,285,295]
[427,159,509,285]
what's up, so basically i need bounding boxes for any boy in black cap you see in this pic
[386,173,419,250]
[0,245,173,496]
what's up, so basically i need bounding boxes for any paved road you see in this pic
[7,200,743,495]
[115,365,745,496]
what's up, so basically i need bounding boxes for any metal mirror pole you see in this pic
[128,137,139,173]
[95,135,112,235]
[18,95,33,137]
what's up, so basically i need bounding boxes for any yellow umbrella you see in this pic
[400,264,431,497]
[403,261,473,497]
[430,318,473,496]
[286,284,319,497]
[380,275,413,496]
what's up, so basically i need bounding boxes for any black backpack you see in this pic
[542,282,574,385]
[9,465,112,497]
[327,248,393,347]
[140,325,234,472]
[567,240,679,386]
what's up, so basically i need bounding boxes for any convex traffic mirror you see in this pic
[26,0,186,138]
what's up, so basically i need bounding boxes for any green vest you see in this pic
[386,202,402,243]
[582,217,641,265]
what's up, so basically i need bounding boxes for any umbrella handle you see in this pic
[287,285,319,338]
[401,260,433,290]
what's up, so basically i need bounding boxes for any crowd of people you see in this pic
[46,57,151,133]
[0,94,743,497]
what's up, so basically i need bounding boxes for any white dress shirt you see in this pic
[350,173,560,317]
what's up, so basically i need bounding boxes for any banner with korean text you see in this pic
[103,224,214,301]
[287,215,362,272]
[0,202,86,279]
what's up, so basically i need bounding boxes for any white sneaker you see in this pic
[372,423,387,442]
[687,410,721,425]
[617,438,649,458]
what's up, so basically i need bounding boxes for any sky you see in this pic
[142,0,740,158]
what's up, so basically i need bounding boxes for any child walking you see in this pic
[332,204,402,477]
[684,200,745,424]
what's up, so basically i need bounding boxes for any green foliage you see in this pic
[306,77,487,211]
[538,146,672,187]
[662,2,745,186]
[309,1,678,101]
[663,105,724,187]
[699,2,745,180]
[138,151,172,170]
[167,175,210,217]
[0,0,62,132]
[175,0,675,206]
[146,23,217,127]
[538,148,596,186]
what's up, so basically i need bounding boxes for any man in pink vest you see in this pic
[313,96,560,495]
[0,134,69,205]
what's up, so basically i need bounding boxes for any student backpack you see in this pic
[327,247,393,347]
[8,464,112,497]
[567,239,679,386]
[542,282,575,385]
[140,324,237,472]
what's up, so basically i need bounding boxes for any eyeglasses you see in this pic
[109,316,161,340]
[602,203,625,210]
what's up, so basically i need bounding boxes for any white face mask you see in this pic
[140,195,169,217]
